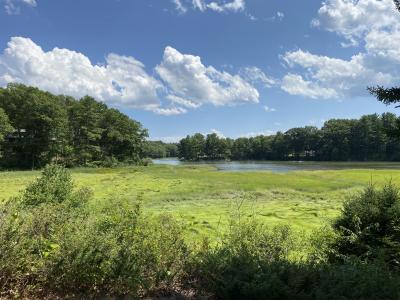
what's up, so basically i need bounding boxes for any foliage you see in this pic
[21,164,74,206]
[369,86,400,107]
[2,166,400,298]
[190,219,400,300]
[190,221,298,299]
[143,140,178,158]
[0,165,188,298]
[178,113,400,161]
[328,182,400,267]
[0,107,13,142]
[0,84,148,169]
[1,164,400,240]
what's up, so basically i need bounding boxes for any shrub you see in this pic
[330,182,400,266]
[190,218,400,300]
[21,164,74,206]
[190,220,299,299]
[0,165,188,298]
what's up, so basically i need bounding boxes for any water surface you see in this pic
[152,158,400,173]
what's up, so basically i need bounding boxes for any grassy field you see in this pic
[1,164,400,240]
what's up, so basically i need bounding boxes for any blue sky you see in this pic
[0,0,399,141]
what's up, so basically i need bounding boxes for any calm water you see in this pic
[152,158,400,173]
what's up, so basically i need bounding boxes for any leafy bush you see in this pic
[329,182,400,266]
[190,220,299,299]
[190,219,400,300]
[21,164,75,206]
[0,165,188,298]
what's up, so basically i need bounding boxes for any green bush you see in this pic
[330,182,400,266]
[21,164,75,206]
[190,220,299,299]
[190,219,400,300]
[0,165,188,298]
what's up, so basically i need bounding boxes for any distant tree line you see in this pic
[0,84,148,169]
[143,140,178,159]
[178,113,400,161]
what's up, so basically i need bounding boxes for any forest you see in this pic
[0,84,148,169]
[177,114,400,161]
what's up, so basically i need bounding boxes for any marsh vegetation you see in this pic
[1,165,400,298]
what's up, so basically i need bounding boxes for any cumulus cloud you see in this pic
[0,37,261,115]
[0,37,164,112]
[281,0,400,99]
[312,0,399,47]
[171,0,245,14]
[156,46,259,107]
[240,66,276,88]
[281,73,338,99]
[3,0,36,14]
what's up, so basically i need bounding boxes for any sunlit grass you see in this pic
[1,164,400,240]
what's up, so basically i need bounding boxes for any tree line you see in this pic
[143,140,178,159]
[178,113,400,161]
[0,84,148,169]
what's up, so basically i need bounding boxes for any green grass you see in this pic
[1,164,400,240]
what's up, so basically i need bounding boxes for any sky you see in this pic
[0,0,399,142]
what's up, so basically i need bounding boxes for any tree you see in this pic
[285,126,319,160]
[318,120,355,161]
[66,96,106,165]
[0,108,13,142]
[369,86,400,107]
[0,84,69,169]
[100,108,147,162]
[0,84,148,168]
[205,133,229,160]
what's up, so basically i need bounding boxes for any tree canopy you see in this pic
[178,113,400,162]
[0,84,148,169]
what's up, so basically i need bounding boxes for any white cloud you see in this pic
[265,11,285,22]
[0,37,164,111]
[312,0,399,47]
[0,37,261,115]
[281,73,338,99]
[263,105,276,112]
[166,94,200,108]
[172,0,187,14]
[240,66,276,88]
[172,0,245,14]
[3,0,36,14]
[238,130,276,138]
[152,106,187,116]
[280,0,400,100]
[150,135,184,143]
[207,0,245,13]
[210,128,226,138]
[156,46,259,107]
